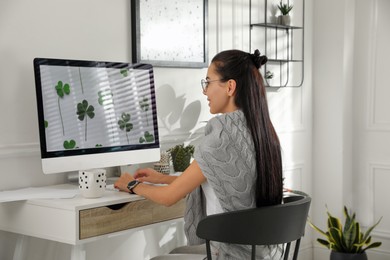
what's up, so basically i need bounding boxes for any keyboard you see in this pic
[105,184,119,191]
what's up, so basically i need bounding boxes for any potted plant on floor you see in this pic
[309,206,382,260]
[277,0,293,26]
[167,144,195,172]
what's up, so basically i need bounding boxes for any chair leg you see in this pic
[251,245,256,260]
[292,239,301,260]
[206,240,212,260]
[283,243,291,260]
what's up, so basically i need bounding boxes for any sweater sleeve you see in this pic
[183,186,206,245]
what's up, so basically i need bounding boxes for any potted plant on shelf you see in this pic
[167,144,195,172]
[309,206,382,260]
[265,71,274,80]
[277,0,293,26]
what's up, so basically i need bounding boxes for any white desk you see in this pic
[0,184,185,260]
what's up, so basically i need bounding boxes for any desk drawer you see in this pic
[79,199,185,239]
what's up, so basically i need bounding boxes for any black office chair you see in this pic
[196,194,311,260]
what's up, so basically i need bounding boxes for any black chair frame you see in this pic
[196,194,311,260]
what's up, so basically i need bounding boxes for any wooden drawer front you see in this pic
[79,199,185,239]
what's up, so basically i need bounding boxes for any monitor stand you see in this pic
[65,164,149,185]
[119,164,140,175]
[66,167,121,184]
[67,171,80,183]
[67,167,140,185]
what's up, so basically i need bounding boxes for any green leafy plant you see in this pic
[120,68,129,77]
[97,90,113,106]
[76,100,95,141]
[277,1,293,15]
[140,96,150,126]
[139,131,154,143]
[265,71,274,79]
[63,139,76,149]
[55,80,71,135]
[309,206,382,254]
[118,112,133,144]
[167,144,195,172]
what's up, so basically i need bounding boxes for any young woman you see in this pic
[115,49,283,259]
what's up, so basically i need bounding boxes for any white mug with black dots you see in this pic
[78,169,106,198]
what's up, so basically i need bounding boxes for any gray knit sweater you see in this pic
[184,110,279,259]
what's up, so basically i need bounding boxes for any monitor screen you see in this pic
[33,58,160,174]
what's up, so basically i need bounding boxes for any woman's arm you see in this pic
[114,160,206,207]
[133,168,178,184]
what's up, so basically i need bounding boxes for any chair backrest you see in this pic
[196,194,311,260]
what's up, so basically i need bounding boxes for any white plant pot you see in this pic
[279,15,291,26]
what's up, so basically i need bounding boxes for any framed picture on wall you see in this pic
[131,0,208,68]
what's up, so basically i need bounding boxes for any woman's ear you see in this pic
[226,79,237,96]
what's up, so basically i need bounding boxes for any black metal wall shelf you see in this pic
[250,0,305,88]
[251,23,303,30]
[268,59,303,62]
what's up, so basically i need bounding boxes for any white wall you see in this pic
[312,0,355,257]
[312,0,390,259]
[352,0,390,258]
[1,0,311,259]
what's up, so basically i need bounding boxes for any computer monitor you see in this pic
[33,58,160,174]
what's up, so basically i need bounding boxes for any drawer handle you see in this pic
[107,202,129,210]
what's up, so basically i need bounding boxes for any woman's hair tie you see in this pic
[250,49,268,69]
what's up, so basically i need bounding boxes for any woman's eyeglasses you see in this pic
[200,79,223,92]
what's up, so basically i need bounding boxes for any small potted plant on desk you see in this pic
[309,206,382,260]
[277,0,293,26]
[167,144,195,173]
